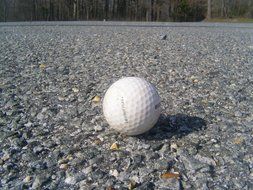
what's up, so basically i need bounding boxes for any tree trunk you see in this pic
[86,10,89,20]
[117,0,120,19]
[157,7,160,21]
[126,0,129,20]
[58,0,61,20]
[105,0,109,20]
[77,0,79,20]
[112,0,115,19]
[221,0,225,17]
[135,0,138,21]
[86,1,89,20]
[3,0,7,22]
[224,0,228,18]
[47,0,50,21]
[146,10,149,21]
[171,2,174,20]
[33,0,38,20]
[151,0,154,21]
[68,0,71,20]
[207,0,211,19]
[73,0,77,20]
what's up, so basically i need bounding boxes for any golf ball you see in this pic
[103,77,161,136]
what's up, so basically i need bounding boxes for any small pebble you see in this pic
[170,143,178,151]
[94,125,103,132]
[39,64,46,69]
[72,87,79,93]
[109,169,119,177]
[110,143,119,151]
[65,176,76,185]
[23,176,32,183]
[2,153,10,161]
[82,166,93,174]
[92,95,101,103]
[59,164,68,170]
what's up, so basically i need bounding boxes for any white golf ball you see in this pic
[103,77,161,136]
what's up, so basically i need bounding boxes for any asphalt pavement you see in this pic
[0,21,253,189]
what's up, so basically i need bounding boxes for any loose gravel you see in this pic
[0,21,253,190]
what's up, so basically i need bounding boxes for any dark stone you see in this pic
[138,182,155,190]
[32,173,51,189]
[33,146,44,155]
[151,143,164,151]
[91,169,106,179]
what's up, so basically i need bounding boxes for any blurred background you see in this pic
[0,0,253,22]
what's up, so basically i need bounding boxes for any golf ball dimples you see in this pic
[103,77,161,136]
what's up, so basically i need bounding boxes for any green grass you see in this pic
[206,17,253,23]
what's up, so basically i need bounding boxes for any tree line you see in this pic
[0,0,252,22]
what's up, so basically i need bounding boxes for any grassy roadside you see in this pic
[206,18,253,23]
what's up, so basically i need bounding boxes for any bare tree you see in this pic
[221,0,225,17]
[104,0,109,19]
[73,0,77,19]
[207,0,211,19]
[32,0,38,20]
[1,0,252,22]
[2,0,7,22]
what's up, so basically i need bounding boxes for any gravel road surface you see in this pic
[0,21,253,189]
